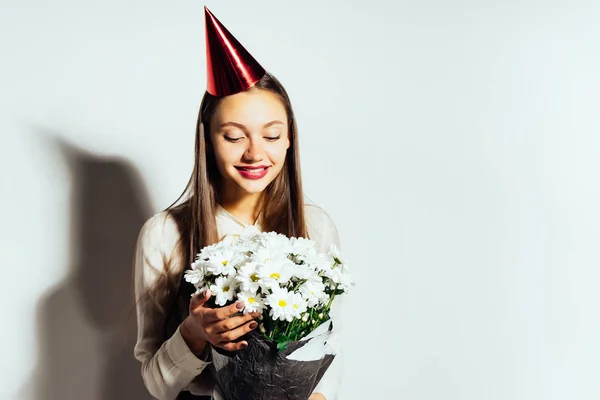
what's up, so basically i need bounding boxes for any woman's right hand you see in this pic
[181,289,261,353]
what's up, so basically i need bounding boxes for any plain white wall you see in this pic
[1,0,599,399]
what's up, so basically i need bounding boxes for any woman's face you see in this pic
[209,89,290,198]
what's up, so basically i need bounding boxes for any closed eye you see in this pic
[265,135,281,141]
[224,136,243,143]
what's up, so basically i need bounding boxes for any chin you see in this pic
[234,180,271,194]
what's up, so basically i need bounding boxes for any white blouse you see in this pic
[133,199,345,400]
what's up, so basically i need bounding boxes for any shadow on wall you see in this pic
[22,134,154,400]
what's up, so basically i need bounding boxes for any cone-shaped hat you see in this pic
[204,6,266,96]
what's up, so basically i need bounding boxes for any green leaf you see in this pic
[277,341,288,352]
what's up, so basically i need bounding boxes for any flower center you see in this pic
[270,273,281,280]
[293,304,298,309]
[222,260,228,266]
[223,286,230,292]
[278,299,287,307]
[248,297,256,304]
[251,273,259,282]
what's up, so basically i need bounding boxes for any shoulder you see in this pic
[136,210,181,257]
[303,197,341,251]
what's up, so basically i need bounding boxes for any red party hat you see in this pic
[204,6,266,96]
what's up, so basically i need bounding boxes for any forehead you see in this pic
[211,89,287,127]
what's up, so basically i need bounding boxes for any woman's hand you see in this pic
[308,393,326,400]
[181,289,261,353]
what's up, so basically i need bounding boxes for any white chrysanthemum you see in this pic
[196,243,217,259]
[252,236,291,264]
[323,261,353,292]
[308,252,335,273]
[205,248,241,276]
[327,244,343,262]
[289,237,318,264]
[266,288,296,322]
[290,236,317,254]
[236,261,261,293]
[209,275,239,306]
[233,226,261,249]
[226,227,262,252]
[184,268,204,286]
[258,232,293,255]
[256,258,294,290]
[334,265,354,292]
[290,263,317,280]
[289,291,308,318]
[197,240,229,259]
[237,290,266,314]
[299,278,328,307]
[191,253,209,268]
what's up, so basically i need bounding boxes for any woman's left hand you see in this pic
[309,393,326,400]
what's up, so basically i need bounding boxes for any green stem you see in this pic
[321,260,340,314]
[292,279,305,292]
[281,279,306,340]
[326,283,340,311]
[271,319,279,340]
[284,318,296,338]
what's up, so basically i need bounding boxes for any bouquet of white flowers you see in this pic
[184,226,353,400]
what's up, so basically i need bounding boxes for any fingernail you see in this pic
[241,342,248,348]
[236,302,244,310]
[249,322,258,329]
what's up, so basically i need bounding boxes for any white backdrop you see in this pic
[1,0,599,399]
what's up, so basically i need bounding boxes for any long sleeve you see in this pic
[133,212,213,400]
[305,203,346,400]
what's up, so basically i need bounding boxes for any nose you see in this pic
[243,138,264,162]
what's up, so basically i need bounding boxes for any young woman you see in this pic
[133,7,344,400]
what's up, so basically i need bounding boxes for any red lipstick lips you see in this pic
[235,165,270,180]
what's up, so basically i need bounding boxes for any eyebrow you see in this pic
[219,120,285,130]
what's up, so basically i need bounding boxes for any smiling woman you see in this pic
[132,6,343,400]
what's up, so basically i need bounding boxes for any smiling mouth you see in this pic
[235,166,270,171]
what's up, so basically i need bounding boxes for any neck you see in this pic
[217,184,263,226]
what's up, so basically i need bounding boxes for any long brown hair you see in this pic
[153,72,309,341]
